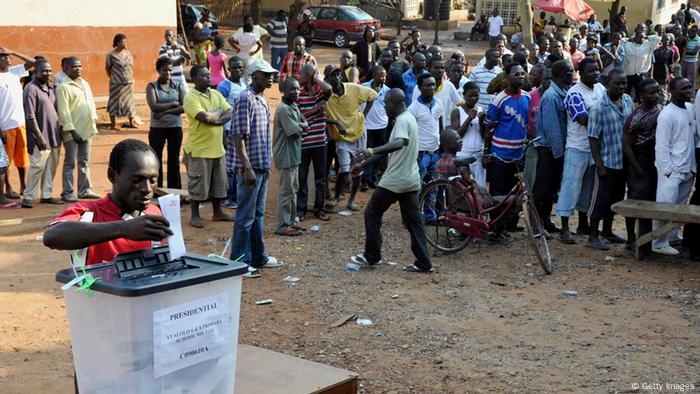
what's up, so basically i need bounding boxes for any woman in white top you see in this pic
[451,81,486,186]
[229,15,263,62]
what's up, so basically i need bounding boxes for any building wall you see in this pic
[0,0,176,96]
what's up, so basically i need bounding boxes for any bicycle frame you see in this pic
[444,163,529,239]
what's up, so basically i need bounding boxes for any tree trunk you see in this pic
[433,0,442,45]
[609,0,621,32]
[287,0,306,51]
[251,0,262,25]
[520,0,533,46]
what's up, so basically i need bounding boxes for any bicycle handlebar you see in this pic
[483,136,542,164]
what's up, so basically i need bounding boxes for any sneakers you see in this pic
[260,256,284,268]
[351,252,380,266]
[79,191,101,199]
[61,195,79,203]
[20,199,33,208]
[402,263,434,273]
[652,245,680,256]
[325,198,339,209]
[347,201,361,211]
[222,199,237,209]
[586,238,609,250]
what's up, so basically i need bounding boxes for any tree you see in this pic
[608,0,621,33]
[250,0,263,24]
[520,0,534,45]
[287,0,306,51]
[433,0,445,45]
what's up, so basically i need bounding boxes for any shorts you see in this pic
[184,153,227,201]
[335,134,367,173]
[3,125,29,168]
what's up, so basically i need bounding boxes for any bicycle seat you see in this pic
[454,157,477,167]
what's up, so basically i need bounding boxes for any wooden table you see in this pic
[612,199,700,260]
[234,345,358,394]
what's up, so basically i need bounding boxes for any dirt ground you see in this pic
[1,33,699,393]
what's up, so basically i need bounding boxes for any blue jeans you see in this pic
[418,150,440,220]
[226,170,237,202]
[270,47,288,72]
[556,148,595,217]
[231,169,269,268]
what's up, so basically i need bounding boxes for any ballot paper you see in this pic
[158,194,186,259]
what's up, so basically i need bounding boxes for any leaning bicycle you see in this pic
[418,148,553,274]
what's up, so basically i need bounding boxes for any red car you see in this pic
[301,5,381,48]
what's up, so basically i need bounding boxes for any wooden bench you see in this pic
[235,345,358,394]
[612,199,700,260]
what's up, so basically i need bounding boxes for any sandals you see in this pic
[275,227,303,237]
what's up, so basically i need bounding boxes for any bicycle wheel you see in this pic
[418,179,474,253]
[521,197,553,274]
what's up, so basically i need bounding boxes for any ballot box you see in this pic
[56,246,247,393]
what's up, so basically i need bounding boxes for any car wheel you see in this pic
[334,31,349,48]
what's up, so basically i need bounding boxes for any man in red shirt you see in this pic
[43,139,173,264]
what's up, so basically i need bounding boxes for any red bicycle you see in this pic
[418,151,553,274]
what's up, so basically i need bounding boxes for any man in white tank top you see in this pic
[450,81,486,185]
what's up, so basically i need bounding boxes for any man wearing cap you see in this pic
[0,46,35,199]
[182,64,233,229]
[323,64,377,212]
[229,60,282,277]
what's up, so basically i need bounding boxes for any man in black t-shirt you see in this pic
[652,34,675,103]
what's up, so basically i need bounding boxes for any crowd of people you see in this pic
[463,5,700,261]
[1,6,697,283]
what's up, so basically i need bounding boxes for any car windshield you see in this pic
[342,7,373,21]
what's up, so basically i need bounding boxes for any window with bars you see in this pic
[476,0,519,27]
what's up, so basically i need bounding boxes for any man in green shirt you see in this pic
[183,64,233,228]
[273,78,309,236]
[55,57,100,201]
[349,89,433,273]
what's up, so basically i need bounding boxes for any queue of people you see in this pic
[3,9,695,289]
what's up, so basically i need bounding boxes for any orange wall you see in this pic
[0,25,173,96]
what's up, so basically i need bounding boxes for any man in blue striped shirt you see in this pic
[484,62,530,236]
[587,69,632,250]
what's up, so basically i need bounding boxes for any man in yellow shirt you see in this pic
[323,65,376,211]
[55,57,100,202]
[183,64,233,228]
